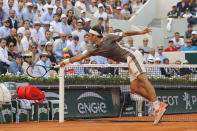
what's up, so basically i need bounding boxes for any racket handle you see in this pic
[54,65,60,68]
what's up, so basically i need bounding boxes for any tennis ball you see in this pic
[63,48,68,52]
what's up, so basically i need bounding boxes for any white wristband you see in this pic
[63,59,70,64]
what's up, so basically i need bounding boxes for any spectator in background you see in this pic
[6,28,17,48]
[50,13,62,39]
[53,0,61,14]
[83,57,91,74]
[36,0,44,14]
[121,3,132,20]
[9,53,24,75]
[8,10,18,30]
[89,0,98,14]
[184,24,193,40]
[80,10,86,22]
[7,41,17,61]
[75,0,86,11]
[138,38,151,54]
[171,32,185,50]
[187,7,197,25]
[155,45,167,62]
[97,17,105,33]
[160,58,174,77]
[66,9,74,25]
[60,14,73,34]
[16,2,24,21]
[22,2,34,24]
[30,43,40,64]
[43,0,53,12]
[147,48,156,62]
[133,0,143,13]
[177,0,189,16]
[180,60,193,79]
[40,21,52,42]
[41,30,54,45]
[33,52,50,78]
[32,4,41,23]
[125,37,137,49]
[37,42,45,54]
[62,0,71,14]
[53,33,70,59]
[0,0,7,27]
[89,60,100,75]
[0,18,10,38]
[100,58,119,76]
[113,6,124,19]
[83,18,91,32]
[191,31,197,46]
[70,35,81,56]
[106,6,113,19]
[44,41,56,64]
[167,5,181,18]
[183,8,192,18]
[22,51,33,75]
[94,3,108,21]
[41,5,54,24]
[80,34,89,52]
[0,38,11,74]
[21,30,32,52]
[55,7,63,22]
[17,19,33,36]
[71,20,86,44]
[16,33,23,53]
[31,21,42,43]
[3,0,15,16]
[164,40,178,52]
[181,38,197,51]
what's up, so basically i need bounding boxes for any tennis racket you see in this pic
[26,64,74,78]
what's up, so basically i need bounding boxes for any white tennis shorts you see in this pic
[127,50,146,82]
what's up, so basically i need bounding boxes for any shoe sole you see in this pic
[153,104,168,125]
[153,108,166,125]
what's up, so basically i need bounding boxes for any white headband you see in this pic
[89,29,100,36]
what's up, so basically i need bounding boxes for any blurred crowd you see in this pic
[0,0,195,78]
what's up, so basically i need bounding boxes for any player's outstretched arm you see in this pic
[121,28,152,38]
[60,54,90,67]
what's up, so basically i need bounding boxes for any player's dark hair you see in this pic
[91,25,103,38]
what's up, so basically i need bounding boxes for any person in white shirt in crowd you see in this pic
[147,48,156,63]
[113,6,124,20]
[40,21,53,41]
[75,0,86,12]
[124,37,138,49]
[53,0,61,14]
[0,38,11,74]
[171,32,185,50]
[41,5,54,24]
[62,0,71,14]
[70,35,81,56]
[60,14,73,34]
[21,30,32,52]
[94,3,108,21]
[147,57,162,77]
[80,34,89,52]
[138,37,151,55]
[155,45,167,63]
[89,0,97,14]
[22,2,34,24]
[0,1,7,26]
[183,8,192,18]
[0,18,10,38]
[133,0,143,13]
[43,0,53,12]
[16,33,23,53]
[40,30,54,45]
[30,43,40,64]
[83,18,91,32]
[31,21,42,43]
[32,4,41,24]
[3,0,15,17]
[16,2,24,21]
[71,20,86,44]
[121,3,132,20]
[33,52,50,78]
[50,13,62,39]
[53,33,70,59]
[37,42,45,54]
[66,33,73,46]
[17,19,33,36]
[22,51,33,76]
[80,10,86,22]
[36,0,44,14]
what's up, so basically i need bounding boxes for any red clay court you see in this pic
[1,114,197,131]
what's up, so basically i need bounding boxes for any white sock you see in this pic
[153,100,160,110]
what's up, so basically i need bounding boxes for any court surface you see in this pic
[0,114,197,131]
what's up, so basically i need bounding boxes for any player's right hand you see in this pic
[60,62,66,68]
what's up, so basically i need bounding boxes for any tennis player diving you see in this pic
[60,25,168,125]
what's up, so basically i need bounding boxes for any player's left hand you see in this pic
[142,28,152,34]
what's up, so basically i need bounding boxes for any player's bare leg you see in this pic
[130,73,168,125]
